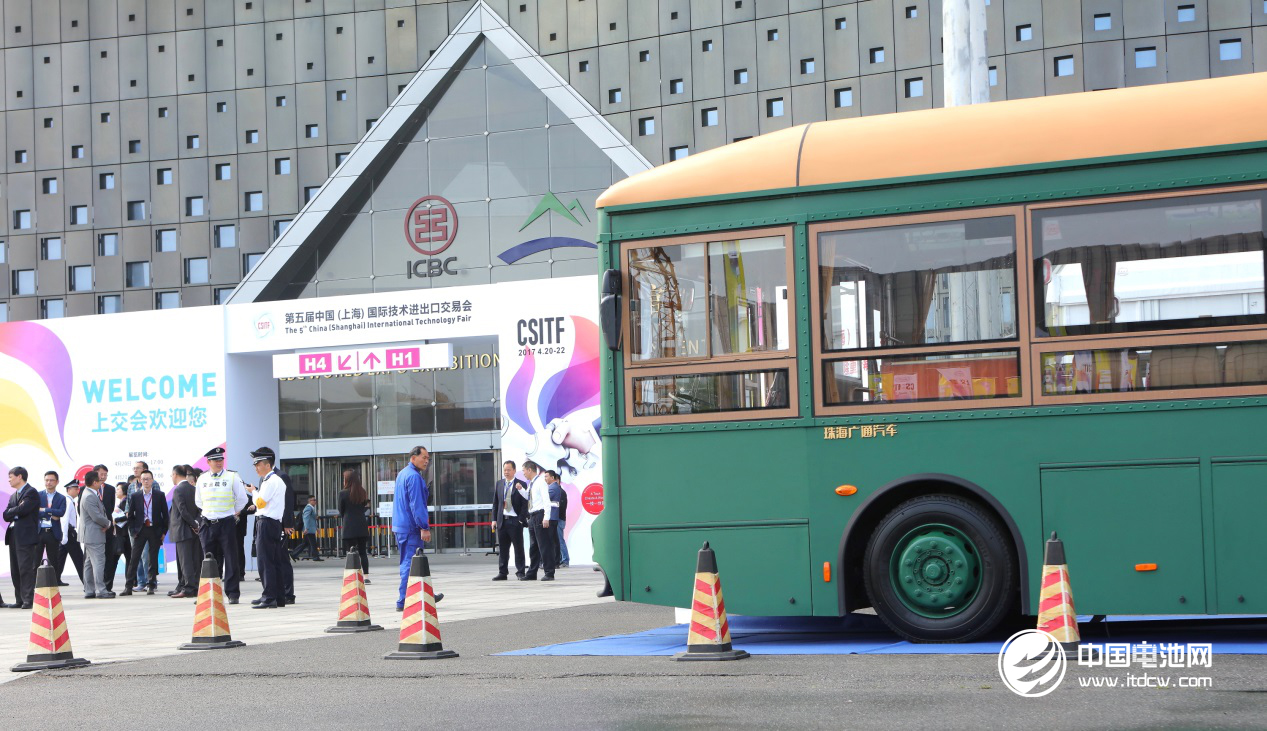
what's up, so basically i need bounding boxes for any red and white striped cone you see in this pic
[1036,532,1095,661]
[674,542,749,661]
[11,562,91,672]
[326,551,382,633]
[178,553,245,650]
[384,549,457,660]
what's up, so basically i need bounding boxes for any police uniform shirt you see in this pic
[254,471,287,522]
[195,469,248,520]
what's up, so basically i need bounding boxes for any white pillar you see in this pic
[943,0,990,107]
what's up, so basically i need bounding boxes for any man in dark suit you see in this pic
[3,467,40,609]
[122,470,168,595]
[35,471,67,570]
[491,460,530,581]
[168,465,201,599]
[276,462,297,605]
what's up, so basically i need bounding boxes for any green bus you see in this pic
[590,73,1267,642]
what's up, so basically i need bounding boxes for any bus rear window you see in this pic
[632,369,790,417]
[823,350,1020,405]
[1034,191,1267,337]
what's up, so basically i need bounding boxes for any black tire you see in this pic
[863,494,1016,643]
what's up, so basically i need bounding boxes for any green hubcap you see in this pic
[889,523,982,619]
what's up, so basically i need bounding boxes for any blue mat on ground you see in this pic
[500,614,1267,656]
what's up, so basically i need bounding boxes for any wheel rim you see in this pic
[888,522,982,619]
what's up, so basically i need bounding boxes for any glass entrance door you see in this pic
[318,456,371,557]
[433,452,496,552]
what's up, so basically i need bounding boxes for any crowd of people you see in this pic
[4,446,571,611]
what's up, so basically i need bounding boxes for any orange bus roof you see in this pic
[597,73,1267,209]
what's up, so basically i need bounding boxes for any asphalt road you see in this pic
[3,601,1265,730]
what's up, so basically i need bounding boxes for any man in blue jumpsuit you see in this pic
[393,446,442,611]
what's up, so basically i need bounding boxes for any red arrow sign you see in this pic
[363,352,381,369]
[337,355,353,370]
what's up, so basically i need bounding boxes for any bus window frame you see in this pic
[1027,183,1267,406]
[809,206,1033,416]
[619,225,800,425]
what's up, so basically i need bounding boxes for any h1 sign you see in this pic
[272,341,452,379]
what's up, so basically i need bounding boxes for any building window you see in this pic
[156,291,180,309]
[578,60,589,72]
[870,47,885,63]
[305,124,320,138]
[905,5,917,18]
[336,89,348,101]
[100,172,115,189]
[214,224,237,248]
[835,17,847,30]
[156,229,178,252]
[734,68,749,84]
[186,197,205,216]
[1177,4,1195,22]
[365,118,377,132]
[100,112,111,123]
[245,130,259,144]
[126,261,151,287]
[766,97,785,117]
[701,39,713,52]
[43,117,54,129]
[12,269,36,295]
[14,150,27,164]
[0,241,5,263]
[185,258,209,284]
[98,233,118,256]
[157,168,173,185]
[608,88,622,103]
[187,135,200,149]
[43,177,58,194]
[767,28,779,41]
[638,117,655,136]
[989,66,998,86]
[669,146,689,161]
[41,299,65,319]
[275,158,291,175]
[1017,24,1033,42]
[834,87,854,108]
[71,145,85,159]
[904,77,924,98]
[274,220,291,240]
[98,295,121,314]
[215,163,232,180]
[800,58,815,74]
[275,95,287,107]
[701,108,719,127]
[70,205,88,225]
[216,101,227,113]
[158,106,169,118]
[639,50,650,62]
[245,192,263,211]
[1094,13,1112,31]
[14,210,32,229]
[42,237,63,260]
[214,287,234,305]
[669,79,684,94]
[304,186,320,203]
[128,140,140,153]
[1220,39,1242,61]
[335,152,349,165]
[243,253,263,274]
[70,265,93,292]
[1054,55,1075,77]
[127,201,145,220]
[1135,47,1157,68]
[0,302,7,321]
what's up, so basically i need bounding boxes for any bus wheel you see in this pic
[863,494,1016,643]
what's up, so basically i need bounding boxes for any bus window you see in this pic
[824,350,1020,404]
[1040,340,1267,396]
[818,216,1017,351]
[1033,190,1267,337]
[632,368,790,417]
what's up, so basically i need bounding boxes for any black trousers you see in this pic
[174,538,202,594]
[36,529,61,571]
[526,511,557,579]
[496,519,526,577]
[343,536,370,575]
[255,516,285,604]
[59,527,84,581]
[9,541,38,605]
[105,529,129,591]
[125,525,162,590]
[199,518,242,599]
[280,534,295,600]
[235,514,249,582]
[291,533,319,559]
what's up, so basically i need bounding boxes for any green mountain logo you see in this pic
[518,192,591,232]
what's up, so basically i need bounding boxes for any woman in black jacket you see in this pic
[339,469,371,582]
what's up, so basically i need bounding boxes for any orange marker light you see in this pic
[835,485,858,496]
[823,562,832,582]
[1135,563,1158,572]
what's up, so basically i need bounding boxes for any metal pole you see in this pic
[968,0,990,104]
[943,0,990,107]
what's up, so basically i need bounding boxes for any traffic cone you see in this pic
[11,562,91,672]
[1037,532,1091,660]
[384,549,457,660]
[326,551,382,633]
[674,542,749,661]
[178,553,245,650]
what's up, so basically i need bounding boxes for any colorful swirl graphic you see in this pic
[0,322,74,455]
[504,317,600,434]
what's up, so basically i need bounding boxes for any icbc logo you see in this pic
[404,195,459,256]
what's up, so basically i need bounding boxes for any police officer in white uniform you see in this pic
[194,446,248,604]
[248,447,288,609]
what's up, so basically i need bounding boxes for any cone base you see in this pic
[178,639,246,651]
[326,623,384,634]
[383,648,459,660]
[673,649,750,662]
[11,656,91,672]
